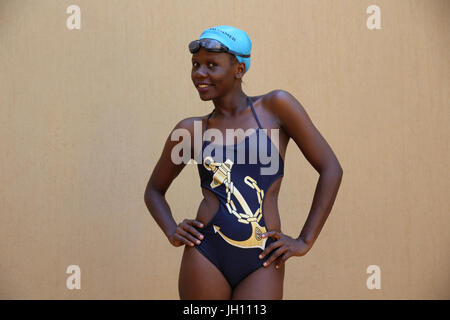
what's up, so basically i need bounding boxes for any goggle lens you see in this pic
[188,39,250,58]
[189,39,225,54]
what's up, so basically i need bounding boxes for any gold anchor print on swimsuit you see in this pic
[203,156,268,250]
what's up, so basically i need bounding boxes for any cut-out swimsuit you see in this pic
[195,96,285,288]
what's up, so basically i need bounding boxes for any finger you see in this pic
[173,233,194,247]
[262,231,281,240]
[177,229,200,246]
[187,219,204,229]
[259,240,283,259]
[275,251,293,269]
[182,224,204,240]
[263,246,289,267]
[168,234,182,247]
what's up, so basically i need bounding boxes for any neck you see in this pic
[211,86,249,118]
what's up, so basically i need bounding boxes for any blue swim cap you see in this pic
[198,25,252,73]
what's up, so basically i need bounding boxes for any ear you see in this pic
[235,62,246,79]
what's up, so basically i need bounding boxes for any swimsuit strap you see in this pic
[204,96,263,131]
[205,110,214,131]
[247,96,263,129]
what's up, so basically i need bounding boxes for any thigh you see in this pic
[231,262,285,300]
[178,246,232,300]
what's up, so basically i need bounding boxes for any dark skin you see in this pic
[144,47,343,299]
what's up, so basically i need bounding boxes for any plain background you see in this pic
[0,0,449,299]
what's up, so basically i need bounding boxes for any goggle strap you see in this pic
[189,39,250,58]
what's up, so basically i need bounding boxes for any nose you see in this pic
[193,64,209,78]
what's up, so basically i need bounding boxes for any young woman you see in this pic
[144,25,343,300]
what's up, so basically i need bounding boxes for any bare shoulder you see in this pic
[172,114,209,135]
[256,89,306,127]
[263,89,305,114]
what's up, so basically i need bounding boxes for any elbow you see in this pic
[335,166,343,186]
[144,190,151,208]
[144,183,154,207]
[144,183,165,208]
[336,166,343,180]
[321,164,343,180]
[322,162,343,176]
[332,159,343,177]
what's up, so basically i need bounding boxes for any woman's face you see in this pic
[191,48,239,100]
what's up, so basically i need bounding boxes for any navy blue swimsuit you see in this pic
[195,96,285,288]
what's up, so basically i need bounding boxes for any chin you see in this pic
[198,94,213,101]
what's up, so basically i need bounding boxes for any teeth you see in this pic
[198,84,209,87]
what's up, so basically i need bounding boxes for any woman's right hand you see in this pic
[168,219,204,247]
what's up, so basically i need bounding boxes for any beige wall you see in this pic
[0,0,449,299]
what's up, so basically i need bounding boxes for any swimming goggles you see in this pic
[188,38,250,58]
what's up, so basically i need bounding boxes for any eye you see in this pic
[191,61,216,69]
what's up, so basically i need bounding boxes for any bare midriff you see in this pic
[195,176,283,232]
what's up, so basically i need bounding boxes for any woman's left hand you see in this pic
[259,231,312,269]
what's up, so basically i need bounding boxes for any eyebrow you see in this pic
[191,58,219,63]
[192,54,220,61]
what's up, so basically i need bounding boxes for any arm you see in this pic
[144,118,204,247]
[260,90,343,268]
